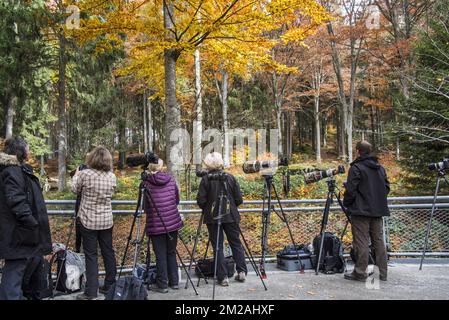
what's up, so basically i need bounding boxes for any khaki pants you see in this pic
[351,216,388,279]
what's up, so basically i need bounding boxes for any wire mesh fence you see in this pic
[42,198,449,268]
[2,198,448,271]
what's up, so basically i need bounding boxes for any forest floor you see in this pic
[50,259,449,300]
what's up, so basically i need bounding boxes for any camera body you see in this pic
[428,157,449,171]
[304,165,345,184]
[69,164,88,178]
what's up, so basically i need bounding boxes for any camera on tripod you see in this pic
[304,165,345,184]
[242,157,289,174]
[126,152,159,168]
[196,170,228,181]
[428,157,449,171]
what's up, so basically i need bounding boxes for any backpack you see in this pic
[22,256,53,300]
[105,276,148,300]
[313,232,345,274]
[133,263,157,285]
[52,245,86,294]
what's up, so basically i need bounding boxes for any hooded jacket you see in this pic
[196,170,243,224]
[0,153,52,260]
[343,154,390,218]
[143,172,182,236]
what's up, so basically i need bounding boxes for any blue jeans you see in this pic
[0,258,29,300]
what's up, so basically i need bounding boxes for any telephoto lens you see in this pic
[428,158,449,171]
[126,151,159,168]
[242,158,289,174]
[303,165,345,184]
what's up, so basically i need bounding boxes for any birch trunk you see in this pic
[5,96,16,139]
[57,34,67,192]
[193,49,203,170]
[314,95,321,163]
[221,69,230,168]
[147,93,153,151]
[143,91,148,153]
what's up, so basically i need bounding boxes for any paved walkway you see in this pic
[51,259,449,300]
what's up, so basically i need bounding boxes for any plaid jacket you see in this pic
[71,169,116,230]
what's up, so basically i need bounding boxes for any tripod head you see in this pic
[326,177,337,192]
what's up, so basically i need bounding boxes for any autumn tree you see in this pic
[76,0,329,173]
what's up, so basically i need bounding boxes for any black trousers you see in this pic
[80,224,117,297]
[150,231,179,289]
[207,222,247,281]
[0,258,29,300]
[351,216,388,279]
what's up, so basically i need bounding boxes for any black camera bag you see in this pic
[195,256,236,278]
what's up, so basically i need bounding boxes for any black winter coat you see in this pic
[343,154,390,218]
[0,153,52,260]
[197,170,243,224]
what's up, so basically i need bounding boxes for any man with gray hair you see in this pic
[343,140,390,282]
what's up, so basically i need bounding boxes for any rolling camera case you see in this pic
[276,244,314,271]
[195,256,236,278]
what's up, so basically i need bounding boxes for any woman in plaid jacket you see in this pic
[71,146,117,300]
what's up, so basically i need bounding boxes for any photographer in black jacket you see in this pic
[0,137,52,300]
[197,152,247,286]
[343,141,390,282]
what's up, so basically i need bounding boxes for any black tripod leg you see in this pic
[272,184,305,273]
[316,192,332,275]
[185,214,208,289]
[212,222,222,301]
[178,232,208,289]
[197,240,210,287]
[54,212,77,297]
[238,226,268,290]
[259,179,270,279]
[420,175,442,270]
[174,245,199,296]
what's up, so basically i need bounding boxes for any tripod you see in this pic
[315,177,349,275]
[419,169,449,270]
[186,174,267,300]
[117,185,146,281]
[260,174,305,279]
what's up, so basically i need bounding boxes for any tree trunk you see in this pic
[314,96,321,163]
[322,114,328,148]
[221,69,230,168]
[370,106,376,149]
[5,96,16,139]
[147,92,153,151]
[164,1,181,174]
[57,35,67,192]
[143,91,148,153]
[193,49,203,170]
[327,22,348,161]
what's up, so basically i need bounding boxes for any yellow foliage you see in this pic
[74,0,330,98]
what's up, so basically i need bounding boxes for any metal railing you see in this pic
[45,196,449,263]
